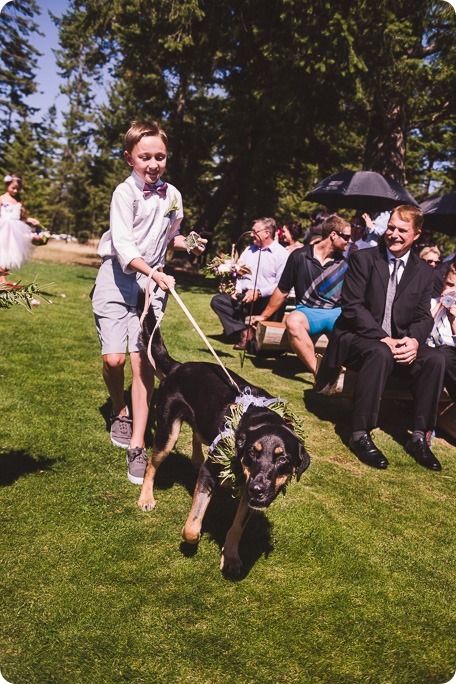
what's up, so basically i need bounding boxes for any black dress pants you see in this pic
[435,344,456,402]
[345,337,446,431]
[210,293,285,337]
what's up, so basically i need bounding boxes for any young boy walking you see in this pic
[91,120,205,484]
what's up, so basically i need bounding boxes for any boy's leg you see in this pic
[102,352,133,449]
[102,353,128,416]
[126,350,155,485]
[129,350,156,448]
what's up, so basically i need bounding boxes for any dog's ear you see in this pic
[294,442,311,481]
[235,409,256,455]
[235,428,247,455]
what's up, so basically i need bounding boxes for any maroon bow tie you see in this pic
[143,182,168,199]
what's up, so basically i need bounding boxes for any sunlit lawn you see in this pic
[0,258,455,684]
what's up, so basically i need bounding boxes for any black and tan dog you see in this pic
[137,304,310,576]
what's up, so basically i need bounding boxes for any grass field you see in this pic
[1,255,455,684]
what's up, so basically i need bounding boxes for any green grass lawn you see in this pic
[1,258,455,684]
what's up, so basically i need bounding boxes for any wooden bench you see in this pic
[254,320,456,441]
[255,320,329,354]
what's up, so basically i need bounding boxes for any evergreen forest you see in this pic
[0,0,454,245]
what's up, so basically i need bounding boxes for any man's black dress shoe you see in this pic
[405,437,442,471]
[349,434,389,469]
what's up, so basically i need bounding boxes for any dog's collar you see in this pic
[208,389,306,495]
[234,386,283,411]
[208,387,283,457]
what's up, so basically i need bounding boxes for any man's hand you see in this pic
[380,336,400,353]
[391,336,419,365]
[242,289,259,303]
[250,314,266,326]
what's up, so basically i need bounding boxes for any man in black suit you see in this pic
[315,204,446,471]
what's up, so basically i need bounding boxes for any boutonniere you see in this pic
[165,195,180,217]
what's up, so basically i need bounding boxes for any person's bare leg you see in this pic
[285,311,317,375]
[130,350,155,448]
[102,353,128,415]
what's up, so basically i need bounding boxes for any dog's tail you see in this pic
[138,293,180,377]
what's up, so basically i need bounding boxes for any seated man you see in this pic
[315,204,446,472]
[210,217,289,350]
[427,263,456,403]
[251,215,352,374]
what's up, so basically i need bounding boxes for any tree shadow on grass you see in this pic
[0,449,56,486]
[303,388,417,450]
[248,352,310,383]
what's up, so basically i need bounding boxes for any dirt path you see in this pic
[31,238,101,268]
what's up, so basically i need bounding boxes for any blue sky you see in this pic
[0,0,108,122]
[27,0,68,116]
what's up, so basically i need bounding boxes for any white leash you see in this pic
[140,271,241,392]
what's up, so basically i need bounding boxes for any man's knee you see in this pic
[421,346,447,374]
[286,311,310,336]
[368,342,394,366]
[210,293,230,313]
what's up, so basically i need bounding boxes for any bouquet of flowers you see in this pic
[0,280,50,310]
[205,253,252,294]
[31,230,50,246]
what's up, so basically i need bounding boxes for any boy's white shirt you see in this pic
[97,170,183,273]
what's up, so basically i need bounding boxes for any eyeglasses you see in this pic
[423,259,440,265]
[334,231,351,241]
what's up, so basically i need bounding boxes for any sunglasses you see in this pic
[423,259,440,264]
[334,231,351,241]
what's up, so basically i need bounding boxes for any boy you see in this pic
[92,120,205,484]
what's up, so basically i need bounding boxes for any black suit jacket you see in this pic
[322,244,435,371]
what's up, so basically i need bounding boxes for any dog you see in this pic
[137,304,310,576]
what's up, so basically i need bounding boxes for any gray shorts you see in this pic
[91,257,167,355]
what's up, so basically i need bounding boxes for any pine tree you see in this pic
[0,0,41,160]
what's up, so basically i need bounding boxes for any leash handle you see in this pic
[139,270,241,392]
[169,288,241,392]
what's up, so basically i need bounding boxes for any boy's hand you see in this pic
[190,237,207,255]
[185,231,207,255]
[153,271,176,291]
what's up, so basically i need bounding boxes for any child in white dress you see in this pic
[0,173,40,282]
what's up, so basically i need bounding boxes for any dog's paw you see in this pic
[181,525,201,545]
[137,498,156,512]
[220,549,244,578]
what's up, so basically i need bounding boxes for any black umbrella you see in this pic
[420,192,456,236]
[305,170,418,213]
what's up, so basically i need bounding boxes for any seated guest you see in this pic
[357,210,390,249]
[427,264,456,403]
[251,215,352,374]
[210,218,288,350]
[315,204,446,472]
[433,251,455,297]
[419,245,441,267]
[281,221,304,253]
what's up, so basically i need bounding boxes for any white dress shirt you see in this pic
[97,171,183,273]
[385,247,411,284]
[236,240,289,298]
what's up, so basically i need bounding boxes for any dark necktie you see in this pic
[143,181,168,199]
[382,258,401,336]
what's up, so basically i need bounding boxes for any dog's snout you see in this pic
[249,480,265,495]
